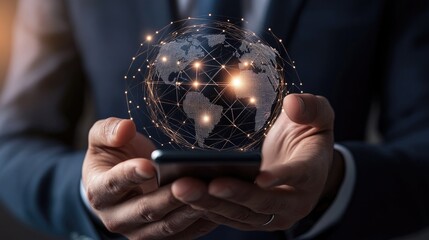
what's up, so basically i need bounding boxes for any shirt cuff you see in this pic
[298,144,356,239]
[80,180,99,218]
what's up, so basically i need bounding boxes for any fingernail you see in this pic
[183,190,202,202]
[211,186,234,198]
[111,119,122,136]
[296,96,306,114]
[135,167,154,179]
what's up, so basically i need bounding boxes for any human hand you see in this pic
[171,94,343,231]
[82,118,217,239]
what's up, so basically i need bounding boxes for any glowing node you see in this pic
[202,114,210,123]
[231,76,242,88]
[125,16,297,152]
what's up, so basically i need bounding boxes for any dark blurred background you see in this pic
[0,1,428,239]
[0,1,58,239]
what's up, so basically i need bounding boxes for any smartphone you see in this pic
[151,150,261,186]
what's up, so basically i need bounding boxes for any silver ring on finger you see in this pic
[262,214,275,226]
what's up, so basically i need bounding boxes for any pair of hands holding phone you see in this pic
[82,94,344,239]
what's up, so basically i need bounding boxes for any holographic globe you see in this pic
[125,17,302,151]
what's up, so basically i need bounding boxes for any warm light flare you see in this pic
[202,114,210,123]
[231,76,242,88]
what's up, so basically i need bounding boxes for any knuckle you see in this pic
[137,199,162,222]
[159,220,179,236]
[105,176,122,195]
[103,219,121,233]
[86,186,103,210]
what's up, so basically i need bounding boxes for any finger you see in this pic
[130,206,203,240]
[162,219,218,240]
[255,161,314,189]
[208,178,290,216]
[284,94,334,130]
[86,158,156,210]
[89,117,136,148]
[203,212,278,231]
[208,178,314,231]
[107,185,202,238]
[172,178,269,227]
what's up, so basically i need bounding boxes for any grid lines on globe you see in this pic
[125,16,302,151]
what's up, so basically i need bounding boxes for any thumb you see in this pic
[255,162,312,189]
[284,94,334,130]
[88,117,136,148]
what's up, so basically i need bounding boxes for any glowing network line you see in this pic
[124,15,303,151]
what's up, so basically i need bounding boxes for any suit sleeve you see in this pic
[0,0,101,238]
[326,1,429,239]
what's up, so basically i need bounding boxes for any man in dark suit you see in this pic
[0,0,428,239]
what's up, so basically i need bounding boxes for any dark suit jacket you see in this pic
[1,0,429,239]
